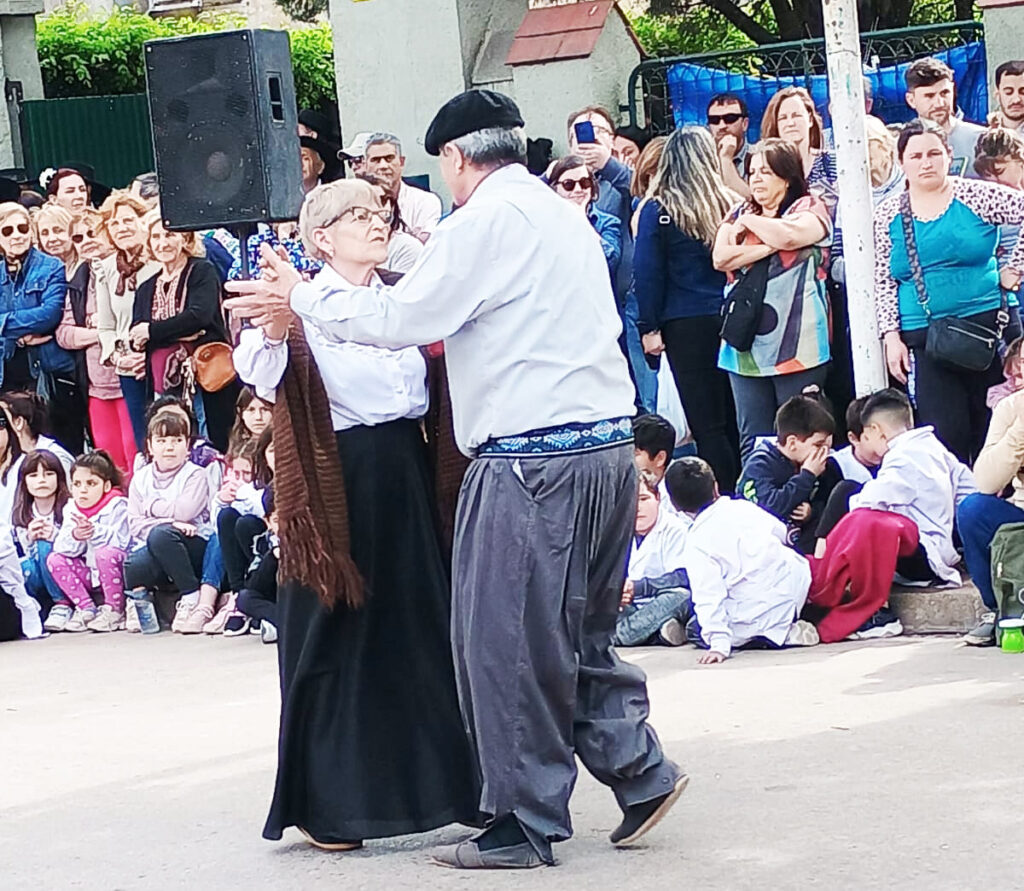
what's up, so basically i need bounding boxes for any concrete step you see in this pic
[889,580,985,635]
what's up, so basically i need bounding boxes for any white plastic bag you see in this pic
[655,359,690,446]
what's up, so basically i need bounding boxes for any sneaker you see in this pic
[87,605,125,633]
[657,617,687,647]
[179,604,214,635]
[223,613,252,637]
[784,619,820,647]
[260,620,278,644]
[203,595,235,634]
[43,603,74,632]
[963,611,997,647]
[64,607,98,633]
[125,599,141,633]
[171,600,193,634]
[848,608,904,641]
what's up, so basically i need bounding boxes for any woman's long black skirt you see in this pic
[263,418,480,842]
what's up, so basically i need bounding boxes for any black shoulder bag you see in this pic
[899,190,1008,373]
[719,255,770,353]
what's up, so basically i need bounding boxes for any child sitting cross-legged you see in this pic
[46,451,131,632]
[666,457,819,663]
[613,472,691,648]
[737,395,841,554]
[124,410,212,633]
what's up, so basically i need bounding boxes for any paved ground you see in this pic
[3,632,1024,890]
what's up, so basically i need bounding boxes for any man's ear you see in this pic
[657,450,669,470]
[905,90,917,110]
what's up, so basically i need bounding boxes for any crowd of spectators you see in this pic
[3,54,1024,655]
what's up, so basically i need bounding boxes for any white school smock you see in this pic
[628,509,690,582]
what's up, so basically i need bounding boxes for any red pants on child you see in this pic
[807,509,920,643]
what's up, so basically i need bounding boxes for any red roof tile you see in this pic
[506,1,637,67]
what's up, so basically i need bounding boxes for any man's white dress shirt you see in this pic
[397,181,443,241]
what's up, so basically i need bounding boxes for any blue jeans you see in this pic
[613,587,691,646]
[624,294,658,414]
[21,539,66,605]
[119,375,148,452]
[957,493,1024,610]
[201,533,225,590]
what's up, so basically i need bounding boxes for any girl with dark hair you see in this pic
[2,390,74,474]
[47,450,130,633]
[13,450,70,628]
[713,138,833,457]
[228,386,272,451]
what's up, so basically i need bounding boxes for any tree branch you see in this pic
[699,0,781,43]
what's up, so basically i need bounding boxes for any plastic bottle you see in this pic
[129,590,161,635]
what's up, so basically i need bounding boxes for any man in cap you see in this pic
[338,131,372,176]
[225,89,686,870]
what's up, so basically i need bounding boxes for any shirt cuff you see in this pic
[706,632,732,658]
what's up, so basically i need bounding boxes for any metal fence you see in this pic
[627,21,985,135]
[20,94,154,192]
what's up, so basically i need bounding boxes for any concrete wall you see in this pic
[330,0,467,197]
[0,4,45,168]
[510,12,641,156]
[979,0,1024,107]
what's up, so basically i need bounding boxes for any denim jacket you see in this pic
[0,247,75,387]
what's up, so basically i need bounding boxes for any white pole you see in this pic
[822,0,888,395]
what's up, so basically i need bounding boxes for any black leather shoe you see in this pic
[610,774,689,847]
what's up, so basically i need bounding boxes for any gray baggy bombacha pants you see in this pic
[451,442,682,861]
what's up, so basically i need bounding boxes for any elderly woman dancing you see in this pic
[232,179,478,851]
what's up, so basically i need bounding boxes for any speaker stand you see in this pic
[234,222,259,281]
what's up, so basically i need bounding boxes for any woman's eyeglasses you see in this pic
[557,176,593,193]
[320,206,394,228]
[707,113,745,125]
[1,223,30,238]
[71,229,98,244]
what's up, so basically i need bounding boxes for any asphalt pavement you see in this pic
[3,632,1024,890]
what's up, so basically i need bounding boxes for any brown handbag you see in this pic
[192,342,237,392]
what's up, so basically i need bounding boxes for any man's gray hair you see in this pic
[449,127,527,169]
[366,132,403,156]
[133,172,159,200]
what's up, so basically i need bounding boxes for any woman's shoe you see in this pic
[171,600,193,633]
[179,604,214,634]
[298,827,363,852]
[203,595,236,634]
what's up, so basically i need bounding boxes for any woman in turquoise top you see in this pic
[874,120,1024,463]
[713,138,832,457]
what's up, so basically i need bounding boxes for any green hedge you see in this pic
[36,3,335,111]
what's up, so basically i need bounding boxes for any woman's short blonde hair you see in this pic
[865,114,896,154]
[0,202,30,231]
[33,203,74,239]
[72,208,105,233]
[141,208,204,260]
[299,179,380,262]
[98,190,149,236]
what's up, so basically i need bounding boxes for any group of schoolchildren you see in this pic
[621,387,978,662]
[1,387,281,643]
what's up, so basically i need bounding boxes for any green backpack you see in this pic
[990,522,1024,622]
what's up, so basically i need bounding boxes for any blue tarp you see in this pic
[667,41,988,138]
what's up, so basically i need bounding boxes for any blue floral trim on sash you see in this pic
[478,417,634,457]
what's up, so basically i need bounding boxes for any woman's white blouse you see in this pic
[232,266,429,432]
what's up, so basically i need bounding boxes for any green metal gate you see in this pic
[20,94,154,192]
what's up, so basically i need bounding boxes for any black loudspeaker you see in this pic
[144,29,304,231]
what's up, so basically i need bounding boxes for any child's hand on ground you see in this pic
[173,521,197,537]
[697,651,727,665]
[790,502,811,524]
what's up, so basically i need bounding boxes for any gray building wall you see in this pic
[0,1,45,167]
[980,1,1024,109]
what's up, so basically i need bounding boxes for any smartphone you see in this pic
[574,120,597,144]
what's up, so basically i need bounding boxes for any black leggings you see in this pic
[238,550,278,624]
[124,524,207,594]
[218,508,267,592]
[199,379,241,454]
[661,313,741,493]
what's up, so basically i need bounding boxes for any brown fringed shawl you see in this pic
[274,270,467,610]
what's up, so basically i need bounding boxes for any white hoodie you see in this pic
[850,427,977,584]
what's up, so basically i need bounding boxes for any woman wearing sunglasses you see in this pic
[0,203,78,453]
[548,154,622,282]
[231,179,478,852]
[55,209,134,474]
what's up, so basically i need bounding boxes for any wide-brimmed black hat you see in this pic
[59,162,112,207]
[298,109,342,183]
[0,176,21,204]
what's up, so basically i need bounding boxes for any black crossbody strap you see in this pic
[899,190,931,319]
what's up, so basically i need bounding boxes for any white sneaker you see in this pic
[784,619,820,647]
[171,600,193,633]
[260,621,278,644]
[125,599,141,633]
[43,603,74,632]
[87,605,125,633]
[658,618,687,647]
[64,607,98,633]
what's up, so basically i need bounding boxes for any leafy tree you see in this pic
[273,0,327,25]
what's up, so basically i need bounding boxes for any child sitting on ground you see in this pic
[13,450,70,629]
[849,389,976,585]
[633,413,680,511]
[738,396,840,554]
[613,473,690,648]
[829,396,882,485]
[236,486,279,644]
[667,457,819,662]
[47,451,131,633]
[124,411,212,633]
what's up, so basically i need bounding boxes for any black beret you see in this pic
[424,90,524,157]
[0,177,20,204]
